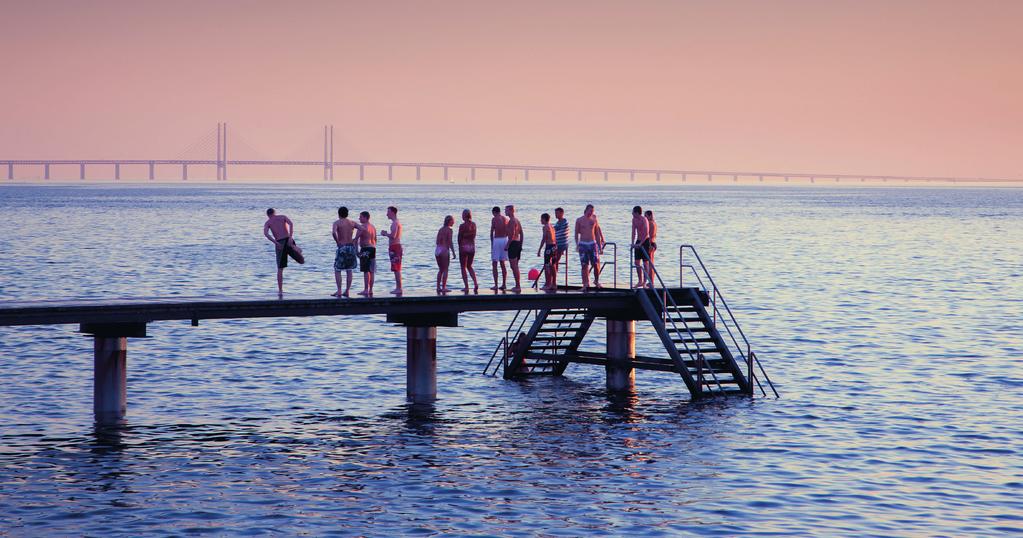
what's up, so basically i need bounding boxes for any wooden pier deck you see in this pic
[1,285,769,423]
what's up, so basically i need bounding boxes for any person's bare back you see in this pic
[491,214,509,238]
[265,214,292,241]
[357,222,377,247]
[333,218,357,246]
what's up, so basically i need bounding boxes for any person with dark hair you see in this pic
[332,206,358,297]
[631,205,651,288]
[263,208,305,297]
[435,215,456,293]
[536,212,557,291]
[645,209,658,284]
[356,211,377,296]
[382,206,403,295]
[490,206,509,290]
[457,209,479,293]
[552,207,569,283]
[504,205,524,292]
[574,204,601,291]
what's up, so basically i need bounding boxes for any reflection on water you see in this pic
[1,184,1021,535]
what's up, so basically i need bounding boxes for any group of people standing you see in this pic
[262,204,658,297]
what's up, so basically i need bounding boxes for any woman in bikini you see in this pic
[457,209,479,293]
[435,215,456,293]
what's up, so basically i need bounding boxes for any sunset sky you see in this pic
[1,0,1021,180]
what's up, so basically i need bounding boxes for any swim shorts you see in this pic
[507,240,522,260]
[543,244,556,266]
[334,244,357,272]
[634,238,652,261]
[359,246,376,273]
[492,237,509,262]
[277,237,305,268]
[578,241,599,266]
[388,243,403,272]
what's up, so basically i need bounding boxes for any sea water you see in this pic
[0,184,1020,535]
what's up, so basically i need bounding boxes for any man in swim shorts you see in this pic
[574,204,601,291]
[504,204,524,292]
[381,206,403,295]
[631,205,652,288]
[332,206,358,297]
[552,207,569,283]
[490,206,509,290]
[356,210,377,296]
[263,208,305,297]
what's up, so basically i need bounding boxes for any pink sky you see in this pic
[1,0,1021,180]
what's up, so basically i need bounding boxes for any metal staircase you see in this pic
[482,243,776,399]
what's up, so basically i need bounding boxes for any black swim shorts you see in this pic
[507,240,523,260]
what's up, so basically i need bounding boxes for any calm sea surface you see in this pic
[1,183,1021,536]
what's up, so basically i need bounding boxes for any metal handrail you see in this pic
[598,241,617,288]
[632,244,724,393]
[679,245,777,397]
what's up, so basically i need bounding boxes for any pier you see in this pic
[0,245,776,423]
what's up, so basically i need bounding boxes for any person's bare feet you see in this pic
[331,291,343,297]
[391,288,402,294]
[510,286,521,293]
[357,290,370,296]
[490,285,499,290]
[473,285,479,294]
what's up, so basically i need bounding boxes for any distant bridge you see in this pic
[2,123,1018,184]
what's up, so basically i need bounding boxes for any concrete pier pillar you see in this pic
[606,319,636,392]
[80,163,85,180]
[182,164,188,181]
[114,163,120,180]
[7,163,12,180]
[148,162,155,180]
[44,163,50,180]
[406,326,437,403]
[94,336,128,423]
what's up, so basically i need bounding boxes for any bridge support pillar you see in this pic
[182,164,188,181]
[605,319,635,392]
[148,162,154,180]
[45,164,50,180]
[80,163,85,180]
[115,163,120,180]
[7,163,12,180]
[81,323,146,424]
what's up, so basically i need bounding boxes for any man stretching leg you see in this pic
[263,208,304,297]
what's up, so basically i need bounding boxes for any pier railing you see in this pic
[631,244,726,393]
[678,245,777,397]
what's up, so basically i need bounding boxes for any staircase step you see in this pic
[665,318,705,324]
[536,327,583,332]
[671,337,717,343]
[532,336,576,341]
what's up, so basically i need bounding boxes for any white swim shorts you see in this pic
[492,236,509,262]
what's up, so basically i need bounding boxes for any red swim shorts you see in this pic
[388,243,403,272]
